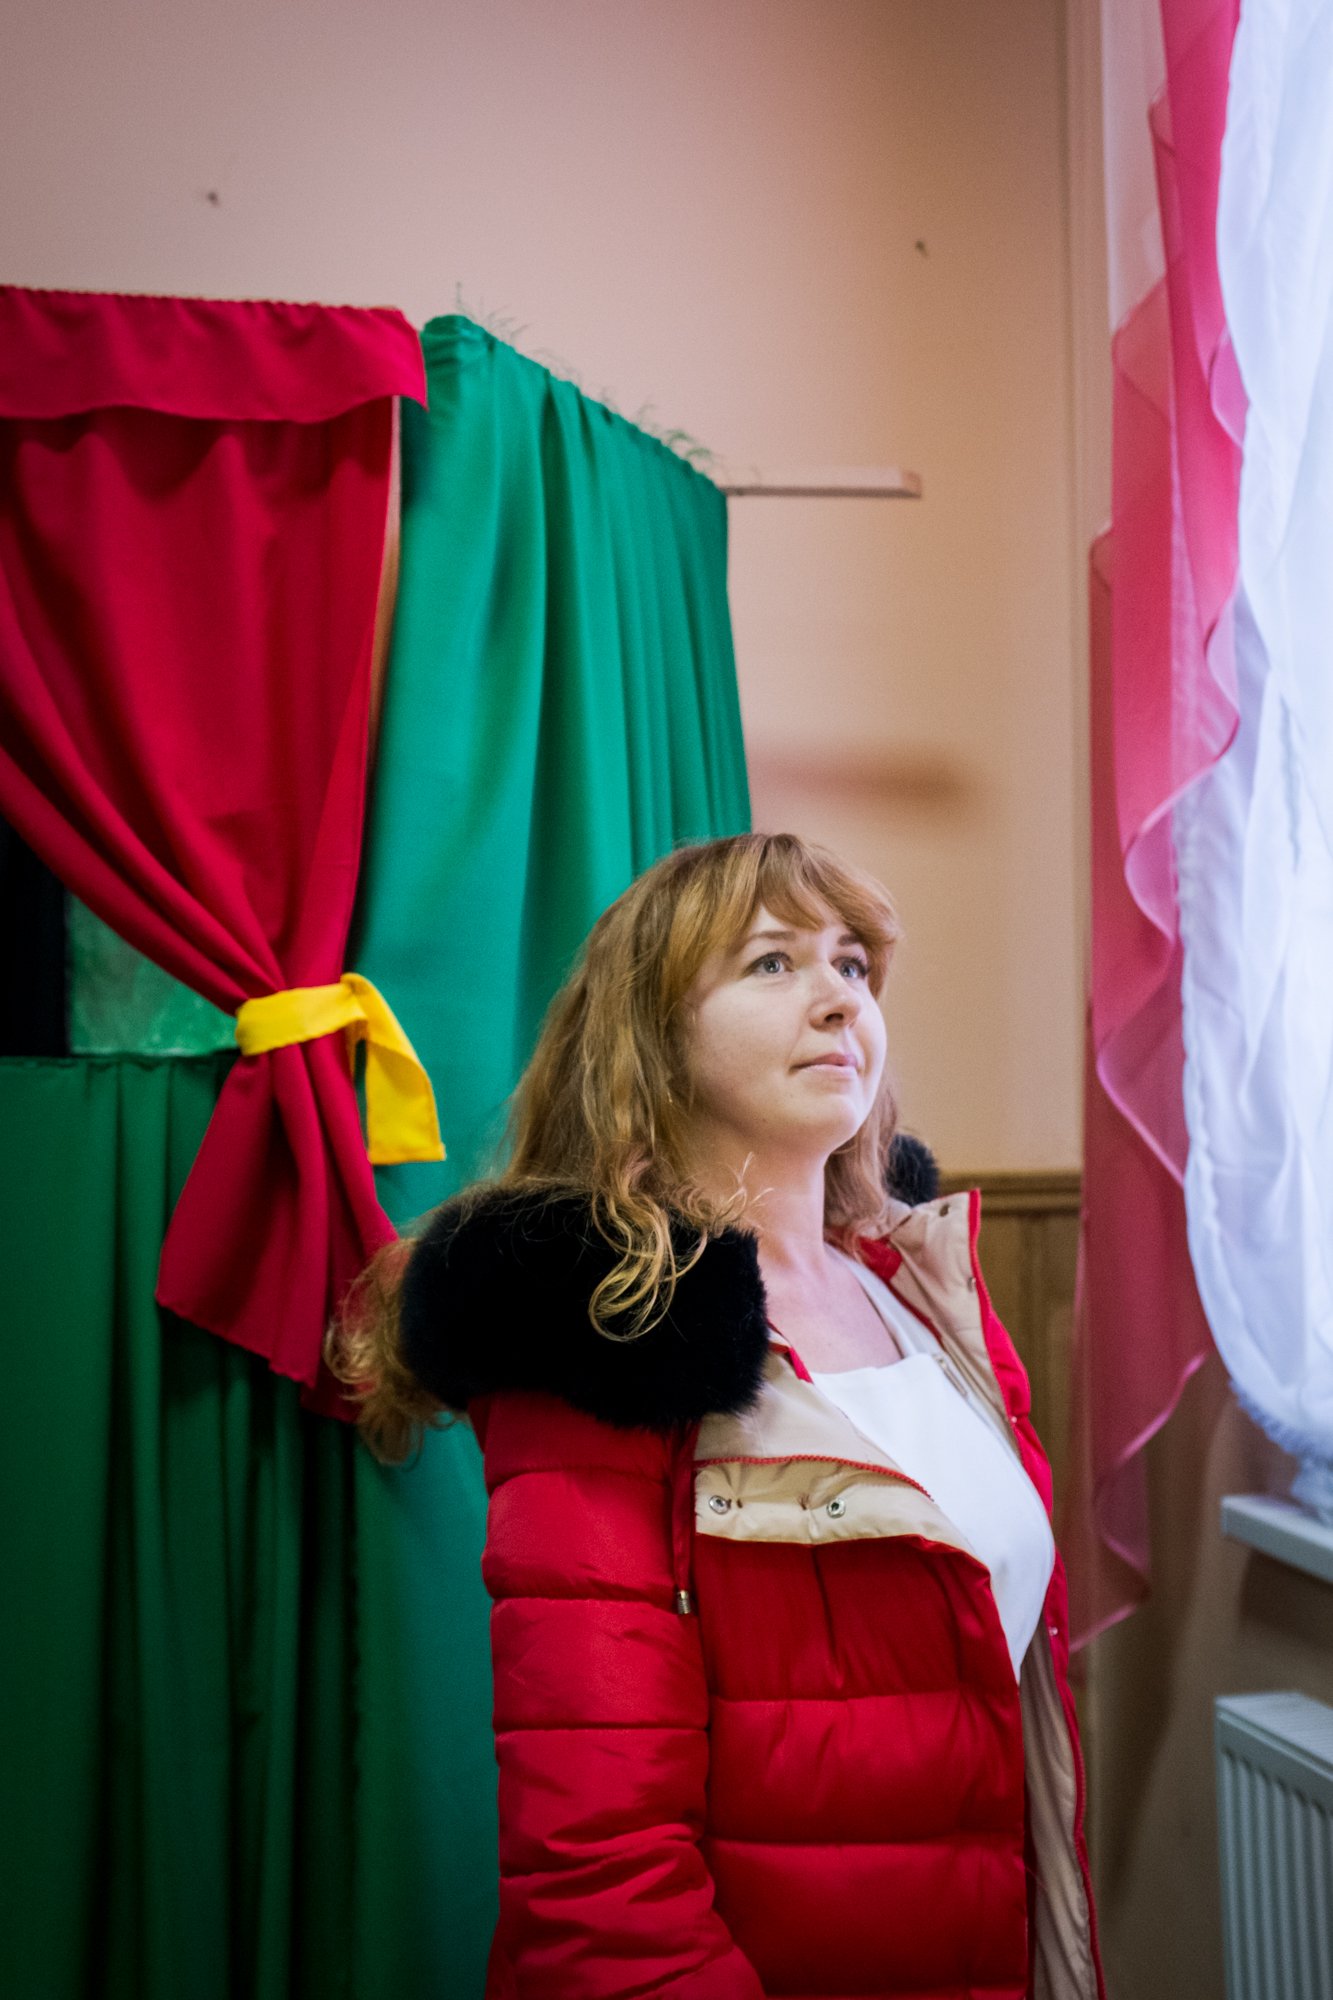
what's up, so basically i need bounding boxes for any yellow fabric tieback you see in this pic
[235,973,445,1166]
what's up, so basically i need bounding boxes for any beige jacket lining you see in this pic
[692,1194,1098,2000]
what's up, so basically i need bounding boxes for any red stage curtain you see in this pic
[0,285,427,1414]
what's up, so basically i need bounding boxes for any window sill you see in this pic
[1221,1494,1333,1587]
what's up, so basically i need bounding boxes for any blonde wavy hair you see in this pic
[326,831,903,1460]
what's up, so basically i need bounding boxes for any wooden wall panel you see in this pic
[939,1170,1081,1509]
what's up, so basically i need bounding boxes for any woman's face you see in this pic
[680,900,887,1161]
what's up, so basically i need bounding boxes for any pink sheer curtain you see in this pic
[1062,0,1246,1643]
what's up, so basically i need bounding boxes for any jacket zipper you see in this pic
[669,1425,698,1612]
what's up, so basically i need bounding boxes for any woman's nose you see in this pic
[811,962,859,1017]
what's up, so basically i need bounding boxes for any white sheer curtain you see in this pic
[1177,0,1333,1512]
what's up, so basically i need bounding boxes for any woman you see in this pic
[329,832,1105,2000]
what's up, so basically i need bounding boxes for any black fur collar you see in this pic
[399,1188,771,1434]
[399,1134,938,1436]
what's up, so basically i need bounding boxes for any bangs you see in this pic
[657,831,903,1014]
[504,830,902,1298]
[749,838,900,995]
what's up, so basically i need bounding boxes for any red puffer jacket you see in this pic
[400,1185,1107,2000]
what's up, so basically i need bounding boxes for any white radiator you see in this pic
[1216,1691,1333,2000]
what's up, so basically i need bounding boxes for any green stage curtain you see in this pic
[0,1054,355,1999]
[0,1052,497,2000]
[345,316,751,1989]
[3,320,750,2000]
[351,314,751,1226]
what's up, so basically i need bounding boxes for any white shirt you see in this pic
[805,1249,1055,1678]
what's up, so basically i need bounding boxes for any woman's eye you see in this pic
[840,957,870,980]
[753,952,788,974]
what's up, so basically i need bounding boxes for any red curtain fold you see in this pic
[0,286,427,1415]
[1063,2,1244,1642]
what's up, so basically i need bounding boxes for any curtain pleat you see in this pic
[1064,0,1243,1643]
[0,1055,355,1998]
[1177,0,1333,1498]
[0,1052,498,2000]
[343,316,751,1988]
[350,314,749,1227]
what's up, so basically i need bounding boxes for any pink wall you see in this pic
[2,0,1084,1170]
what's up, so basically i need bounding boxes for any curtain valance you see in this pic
[0,283,426,421]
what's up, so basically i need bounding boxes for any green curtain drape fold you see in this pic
[351,314,750,1222]
[5,314,750,2000]
[345,317,750,1992]
[0,1050,499,2000]
[0,1055,356,2000]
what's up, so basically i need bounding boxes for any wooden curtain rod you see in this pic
[712,466,923,499]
